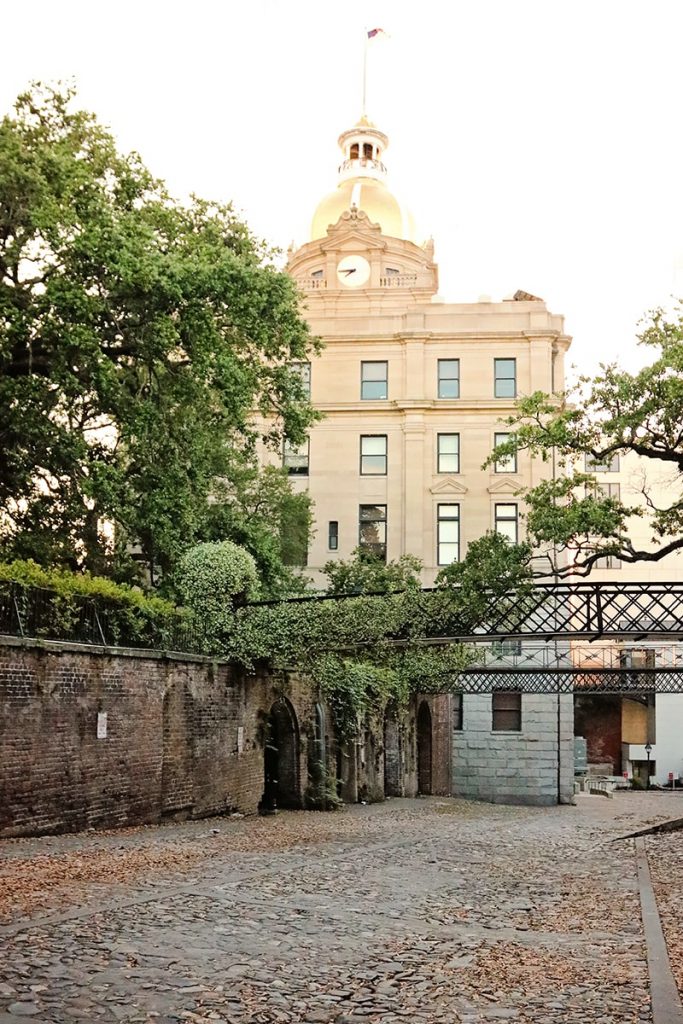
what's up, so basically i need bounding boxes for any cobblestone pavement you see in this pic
[0,793,681,1024]
[646,824,683,1001]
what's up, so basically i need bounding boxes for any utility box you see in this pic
[574,736,588,775]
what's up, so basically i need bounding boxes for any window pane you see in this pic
[328,521,338,550]
[438,504,459,565]
[439,522,459,543]
[494,358,516,398]
[438,453,459,473]
[438,434,459,473]
[494,432,516,473]
[291,362,311,398]
[453,694,463,731]
[283,439,309,475]
[361,362,388,400]
[439,434,459,454]
[496,521,517,543]
[585,453,620,472]
[492,691,522,731]
[361,380,387,399]
[496,504,517,518]
[361,456,386,474]
[361,436,387,455]
[438,542,459,565]
[359,504,387,561]
[359,504,386,521]
[495,378,516,398]
[362,362,388,380]
[438,359,460,399]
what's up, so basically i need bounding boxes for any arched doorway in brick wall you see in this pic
[161,685,193,820]
[262,697,301,811]
[417,700,433,795]
[383,710,402,796]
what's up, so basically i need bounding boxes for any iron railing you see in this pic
[0,582,200,654]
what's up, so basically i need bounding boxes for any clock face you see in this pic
[336,254,371,288]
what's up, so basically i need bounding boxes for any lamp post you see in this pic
[645,741,652,790]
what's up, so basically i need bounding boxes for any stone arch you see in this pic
[262,697,300,812]
[160,680,193,819]
[417,700,433,796]
[383,709,401,796]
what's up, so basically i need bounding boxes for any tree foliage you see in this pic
[0,84,319,581]
[323,548,423,595]
[175,540,258,651]
[490,308,683,576]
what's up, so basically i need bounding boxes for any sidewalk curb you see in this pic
[636,836,683,1024]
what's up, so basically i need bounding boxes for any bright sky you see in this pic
[2,0,682,378]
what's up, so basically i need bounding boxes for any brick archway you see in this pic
[383,710,401,796]
[264,697,301,810]
[417,700,433,796]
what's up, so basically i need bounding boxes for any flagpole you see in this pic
[362,30,368,115]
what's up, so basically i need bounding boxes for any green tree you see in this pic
[323,547,423,595]
[490,308,683,576]
[0,84,319,580]
[202,464,313,598]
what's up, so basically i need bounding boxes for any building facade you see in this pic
[281,116,571,587]
[573,453,683,786]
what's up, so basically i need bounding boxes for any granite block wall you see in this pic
[452,692,574,806]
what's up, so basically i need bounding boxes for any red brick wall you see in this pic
[574,694,622,774]
[0,640,438,838]
[0,641,319,837]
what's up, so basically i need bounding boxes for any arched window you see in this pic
[363,142,373,159]
[350,143,359,159]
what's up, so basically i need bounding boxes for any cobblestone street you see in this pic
[1,794,681,1024]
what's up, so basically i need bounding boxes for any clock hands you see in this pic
[341,267,357,276]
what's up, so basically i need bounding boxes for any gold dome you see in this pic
[310,176,417,242]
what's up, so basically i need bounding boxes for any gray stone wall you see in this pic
[452,693,574,806]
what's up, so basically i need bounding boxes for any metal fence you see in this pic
[0,582,200,655]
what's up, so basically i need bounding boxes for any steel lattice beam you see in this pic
[448,668,683,695]
[420,581,683,641]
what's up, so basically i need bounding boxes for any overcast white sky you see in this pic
[2,0,682,378]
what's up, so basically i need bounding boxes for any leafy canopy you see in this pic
[489,308,683,576]
[0,84,319,581]
[323,547,423,595]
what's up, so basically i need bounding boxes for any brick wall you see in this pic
[0,640,319,837]
[574,694,622,774]
[452,693,574,806]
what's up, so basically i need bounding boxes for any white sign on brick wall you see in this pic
[96,711,108,739]
[237,726,244,754]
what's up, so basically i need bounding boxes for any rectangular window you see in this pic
[453,693,463,731]
[283,438,309,475]
[437,433,460,473]
[360,435,387,475]
[438,359,460,399]
[599,554,622,569]
[359,504,387,561]
[437,503,460,565]
[619,649,656,670]
[585,453,620,472]
[491,639,523,657]
[291,361,311,398]
[328,521,338,551]
[495,503,518,543]
[492,691,522,731]
[494,358,517,398]
[494,432,517,473]
[361,361,388,400]
[587,482,621,500]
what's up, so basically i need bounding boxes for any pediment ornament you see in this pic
[430,478,468,495]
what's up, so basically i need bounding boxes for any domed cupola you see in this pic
[310,116,416,243]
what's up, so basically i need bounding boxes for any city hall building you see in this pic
[281,114,571,587]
